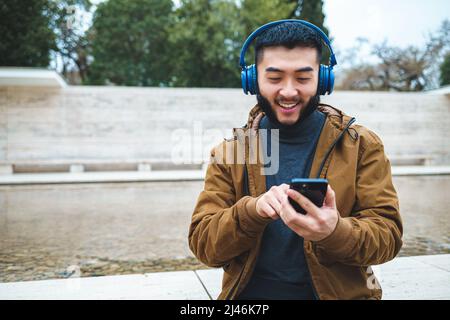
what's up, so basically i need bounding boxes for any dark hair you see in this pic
[255,22,323,64]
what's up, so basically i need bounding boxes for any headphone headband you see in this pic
[239,19,337,68]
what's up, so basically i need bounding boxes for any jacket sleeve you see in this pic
[314,130,403,267]
[188,146,272,268]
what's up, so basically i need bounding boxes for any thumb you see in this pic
[324,185,336,208]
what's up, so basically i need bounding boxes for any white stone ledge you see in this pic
[0,68,67,88]
[0,166,449,185]
[0,170,206,185]
[391,166,450,176]
[0,254,448,300]
[0,271,209,300]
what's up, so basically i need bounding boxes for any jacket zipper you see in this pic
[314,117,356,178]
[306,116,356,300]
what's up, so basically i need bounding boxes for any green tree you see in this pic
[169,0,295,88]
[440,53,450,86]
[87,0,174,86]
[169,0,244,87]
[240,0,296,36]
[0,0,56,67]
[288,0,329,36]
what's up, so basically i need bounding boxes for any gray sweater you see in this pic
[238,109,326,300]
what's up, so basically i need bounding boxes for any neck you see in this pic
[260,109,323,144]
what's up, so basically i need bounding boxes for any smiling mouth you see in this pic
[277,102,299,110]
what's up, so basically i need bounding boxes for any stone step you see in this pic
[0,166,449,185]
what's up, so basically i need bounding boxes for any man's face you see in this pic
[257,46,319,126]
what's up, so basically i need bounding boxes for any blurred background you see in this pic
[1,0,449,89]
[0,0,449,283]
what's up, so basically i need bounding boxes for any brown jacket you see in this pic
[189,104,403,300]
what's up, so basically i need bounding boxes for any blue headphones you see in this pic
[240,19,337,96]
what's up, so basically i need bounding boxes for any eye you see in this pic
[268,77,281,81]
[297,78,311,81]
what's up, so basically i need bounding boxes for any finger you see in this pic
[264,193,283,216]
[286,189,321,217]
[279,199,297,225]
[260,201,278,219]
[272,186,289,203]
[280,198,313,230]
[323,185,337,208]
[267,194,282,213]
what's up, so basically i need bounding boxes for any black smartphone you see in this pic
[288,178,328,214]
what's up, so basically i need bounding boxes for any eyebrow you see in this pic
[265,66,314,73]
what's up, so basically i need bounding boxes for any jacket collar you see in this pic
[237,103,357,185]
[244,103,355,132]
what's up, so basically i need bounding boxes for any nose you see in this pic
[278,79,298,100]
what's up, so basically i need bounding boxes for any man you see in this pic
[188,20,403,300]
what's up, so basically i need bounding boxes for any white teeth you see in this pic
[278,102,298,109]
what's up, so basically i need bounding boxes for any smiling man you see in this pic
[189,21,403,300]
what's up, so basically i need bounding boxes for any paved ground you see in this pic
[0,254,449,300]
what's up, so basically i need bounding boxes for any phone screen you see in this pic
[288,179,328,214]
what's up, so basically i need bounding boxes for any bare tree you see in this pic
[338,19,450,91]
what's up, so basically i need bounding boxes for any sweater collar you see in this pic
[259,110,325,144]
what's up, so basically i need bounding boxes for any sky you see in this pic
[323,0,449,52]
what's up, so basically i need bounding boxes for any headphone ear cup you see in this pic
[328,67,335,94]
[318,64,326,95]
[248,64,257,95]
[318,65,334,95]
[241,64,257,95]
[241,68,249,94]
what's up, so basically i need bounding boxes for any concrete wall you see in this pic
[0,86,449,171]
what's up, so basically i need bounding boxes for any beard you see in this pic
[257,93,320,129]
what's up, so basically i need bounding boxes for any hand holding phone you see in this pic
[283,179,339,242]
[288,178,328,214]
